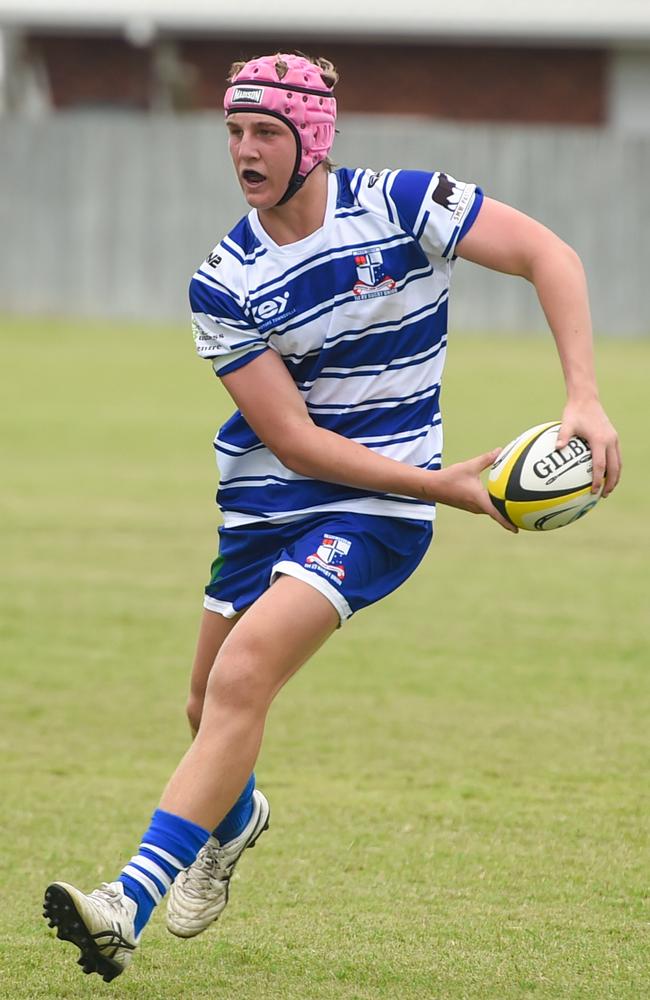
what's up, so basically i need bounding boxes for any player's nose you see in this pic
[238,130,260,160]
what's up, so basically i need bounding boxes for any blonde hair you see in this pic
[227,52,339,89]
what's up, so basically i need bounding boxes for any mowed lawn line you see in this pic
[1,317,648,999]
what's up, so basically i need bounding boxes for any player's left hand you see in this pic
[556,397,621,497]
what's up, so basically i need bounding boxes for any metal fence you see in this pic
[1,112,648,334]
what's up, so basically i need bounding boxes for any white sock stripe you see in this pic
[140,842,185,871]
[122,864,164,904]
[128,854,173,891]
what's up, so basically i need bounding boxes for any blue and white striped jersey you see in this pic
[191,167,483,528]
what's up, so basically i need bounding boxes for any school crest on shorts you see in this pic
[305,534,352,585]
[351,248,397,300]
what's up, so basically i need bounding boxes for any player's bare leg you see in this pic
[185,607,242,736]
[160,574,339,828]
[167,604,260,938]
[44,576,338,977]
[167,579,337,936]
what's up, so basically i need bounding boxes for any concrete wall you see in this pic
[610,49,650,135]
[1,112,648,334]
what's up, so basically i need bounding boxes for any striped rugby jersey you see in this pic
[191,167,483,528]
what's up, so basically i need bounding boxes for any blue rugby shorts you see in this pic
[203,512,433,624]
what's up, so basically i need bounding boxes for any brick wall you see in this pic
[28,34,152,109]
[182,39,607,124]
[27,33,607,125]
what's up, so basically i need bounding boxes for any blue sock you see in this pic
[118,809,210,936]
[212,773,255,844]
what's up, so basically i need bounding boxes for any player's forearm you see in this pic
[528,240,600,401]
[276,423,509,524]
[278,422,437,500]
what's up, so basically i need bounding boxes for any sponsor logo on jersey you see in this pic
[231,86,264,104]
[367,170,383,188]
[432,173,456,211]
[450,184,474,225]
[305,534,352,584]
[192,316,226,354]
[251,291,293,326]
[432,174,474,225]
[351,247,397,300]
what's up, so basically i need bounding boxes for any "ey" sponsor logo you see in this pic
[251,291,291,324]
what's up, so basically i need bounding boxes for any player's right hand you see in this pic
[428,449,518,533]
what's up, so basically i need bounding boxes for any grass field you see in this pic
[1,316,648,999]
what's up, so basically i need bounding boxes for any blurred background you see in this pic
[1,0,649,333]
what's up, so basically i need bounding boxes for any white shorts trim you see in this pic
[271,559,353,623]
[203,595,238,618]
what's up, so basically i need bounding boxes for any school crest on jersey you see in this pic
[305,534,352,584]
[352,248,397,300]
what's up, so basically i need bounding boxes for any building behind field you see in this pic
[0,2,649,332]
[2,2,650,132]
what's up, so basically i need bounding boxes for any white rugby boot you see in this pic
[43,880,139,982]
[166,788,270,938]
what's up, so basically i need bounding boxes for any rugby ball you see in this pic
[488,421,602,531]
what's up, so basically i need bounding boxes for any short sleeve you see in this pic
[354,168,483,261]
[189,262,268,377]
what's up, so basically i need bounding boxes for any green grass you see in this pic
[1,316,648,999]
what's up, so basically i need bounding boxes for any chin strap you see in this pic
[275,160,324,207]
[275,174,305,206]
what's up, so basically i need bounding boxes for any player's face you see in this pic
[226,114,297,209]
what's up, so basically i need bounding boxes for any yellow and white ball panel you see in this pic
[497,487,600,531]
[488,421,559,501]
[488,421,601,531]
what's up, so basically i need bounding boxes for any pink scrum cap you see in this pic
[224,53,337,204]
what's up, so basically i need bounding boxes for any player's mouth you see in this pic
[241,169,267,188]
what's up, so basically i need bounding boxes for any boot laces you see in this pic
[90,882,125,906]
[179,842,230,897]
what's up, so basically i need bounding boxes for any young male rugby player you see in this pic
[43,52,620,981]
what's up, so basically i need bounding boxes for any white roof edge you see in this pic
[1,3,650,43]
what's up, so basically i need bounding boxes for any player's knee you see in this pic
[185,693,204,735]
[204,641,271,715]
